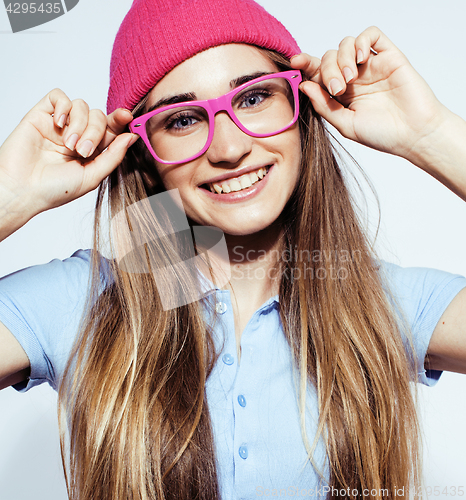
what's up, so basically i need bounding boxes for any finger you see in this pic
[290,53,323,85]
[81,133,138,192]
[299,80,356,141]
[31,88,72,129]
[354,26,399,65]
[337,36,358,84]
[320,49,347,97]
[98,108,134,152]
[63,99,90,153]
[74,109,107,159]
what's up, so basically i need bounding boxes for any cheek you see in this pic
[154,162,168,186]
[283,133,302,192]
[154,162,200,203]
[279,128,302,171]
[155,163,183,191]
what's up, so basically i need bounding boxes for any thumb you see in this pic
[107,108,134,134]
[300,81,356,140]
[98,108,134,152]
[81,133,138,192]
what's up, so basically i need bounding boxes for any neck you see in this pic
[206,222,284,308]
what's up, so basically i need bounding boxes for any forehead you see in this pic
[146,44,280,105]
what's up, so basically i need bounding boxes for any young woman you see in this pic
[0,0,465,498]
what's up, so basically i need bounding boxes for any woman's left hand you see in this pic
[291,26,448,164]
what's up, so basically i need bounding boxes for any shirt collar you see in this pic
[198,271,279,308]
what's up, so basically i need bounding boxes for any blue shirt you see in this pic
[0,249,465,497]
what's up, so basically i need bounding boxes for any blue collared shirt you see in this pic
[204,288,328,496]
[1,250,465,497]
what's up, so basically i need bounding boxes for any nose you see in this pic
[206,111,253,164]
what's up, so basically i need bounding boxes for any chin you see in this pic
[217,216,279,237]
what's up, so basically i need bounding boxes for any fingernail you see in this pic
[329,78,343,96]
[57,114,66,129]
[76,140,94,158]
[357,49,364,64]
[65,133,79,151]
[128,135,139,147]
[343,67,353,83]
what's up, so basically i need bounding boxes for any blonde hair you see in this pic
[58,50,421,499]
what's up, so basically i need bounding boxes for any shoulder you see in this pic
[0,248,112,304]
[377,260,466,332]
[376,260,466,384]
[0,249,113,391]
[1,248,101,286]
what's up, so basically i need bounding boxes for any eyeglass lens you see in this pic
[146,77,296,163]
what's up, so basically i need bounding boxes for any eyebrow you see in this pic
[230,71,273,88]
[145,71,274,114]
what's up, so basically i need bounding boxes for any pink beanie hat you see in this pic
[107,0,301,114]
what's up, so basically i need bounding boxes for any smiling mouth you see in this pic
[201,166,270,194]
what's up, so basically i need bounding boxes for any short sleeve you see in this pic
[379,261,466,386]
[0,249,109,392]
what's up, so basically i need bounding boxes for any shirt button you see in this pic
[222,353,234,365]
[238,444,248,459]
[215,301,227,314]
[237,395,246,407]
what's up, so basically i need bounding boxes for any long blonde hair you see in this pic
[58,50,421,499]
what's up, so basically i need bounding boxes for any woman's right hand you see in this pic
[0,88,138,230]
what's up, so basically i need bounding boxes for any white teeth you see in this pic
[229,180,242,192]
[240,177,252,189]
[207,166,268,194]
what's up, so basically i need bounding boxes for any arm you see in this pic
[0,89,136,387]
[0,89,137,242]
[291,26,466,201]
[406,108,466,201]
[427,287,466,374]
[0,321,30,390]
[291,27,466,373]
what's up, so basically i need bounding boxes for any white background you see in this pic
[0,0,465,498]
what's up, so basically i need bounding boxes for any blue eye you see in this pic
[239,90,270,108]
[166,113,200,130]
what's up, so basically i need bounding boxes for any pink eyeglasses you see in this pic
[129,70,302,164]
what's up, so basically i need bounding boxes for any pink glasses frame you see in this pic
[129,69,302,165]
